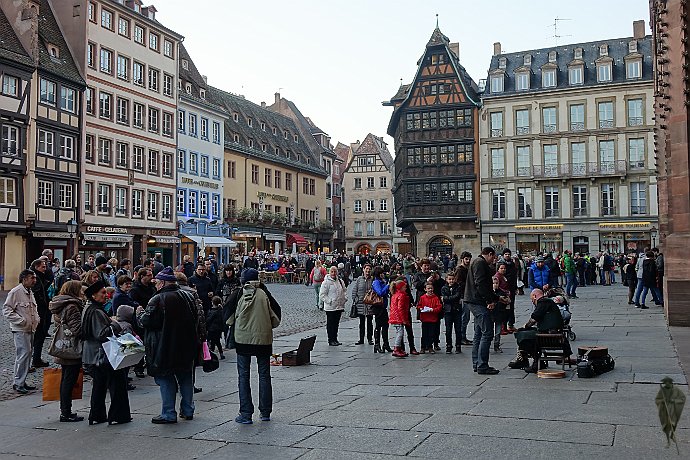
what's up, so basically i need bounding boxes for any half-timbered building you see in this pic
[384,27,482,257]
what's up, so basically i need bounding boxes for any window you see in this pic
[60,87,76,113]
[492,189,506,218]
[354,221,362,237]
[97,184,110,213]
[99,91,112,119]
[630,182,647,215]
[569,66,583,85]
[133,61,144,86]
[163,73,173,97]
[542,68,556,87]
[177,111,186,133]
[148,192,158,218]
[84,182,92,212]
[38,180,53,206]
[177,189,185,213]
[162,112,173,137]
[85,135,94,162]
[132,189,143,217]
[379,199,388,212]
[251,164,259,184]
[1,74,18,97]
[598,101,614,128]
[199,193,208,217]
[627,98,643,126]
[490,112,503,137]
[189,152,198,174]
[571,142,586,174]
[354,177,362,189]
[148,107,159,132]
[200,156,208,176]
[380,221,389,236]
[37,129,53,155]
[274,170,281,189]
[573,185,588,216]
[597,63,612,82]
[367,221,375,237]
[163,39,174,58]
[98,138,111,165]
[0,177,16,205]
[354,200,362,213]
[148,150,159,175]
[115,187,127,216]
[116,142,128,167]
[366,200,375,212]
[515,109,529,135]
[490,75,504,93]
[542,107,557,133]
[85,87,93,115]
[516,72,529,90]
[100,48,112,74]
[544,186,559,217]
[86,42,95,68]
[117,55,129,80]
[39,78,56,105]
[118,17,129,36]
[517,187,533,218]
[211,194,219,218]
[380,176,387,188]
[116,97,128,124]
[201,118,208,139]
[1,126,19,155]
[132,102,144,128]
[134,24,144,45]
[177,150,186,171]
[491,148,505,177]
[189,114,197,136]
[367,177,375,189]
[629,138,645,169]
[601,184,615,216]
[149,32,159,51]
[162,153,173,177]
[543,144,558,177]
[569,104,585,131]
[101,9,113,30]
[516,146,530,176]
[148,68,159,91]
[284,130,288,140]
[213,122,220,143]
[133,146,144,172]
[599,140,615,170]
[285,173,292,191]
[626,60,641,79]
[59,135,74,159]
[88,1,96,22]
[227,160,236,178]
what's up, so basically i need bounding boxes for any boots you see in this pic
[373,330,381,353]
[508,350,530,369]
[382,338,393,353]
[392,347,407,358]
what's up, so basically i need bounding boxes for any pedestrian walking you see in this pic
[310,260,327,309]
[320,266,347,346]
[2,269,40,394]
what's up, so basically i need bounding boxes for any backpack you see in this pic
[312,267,325,283]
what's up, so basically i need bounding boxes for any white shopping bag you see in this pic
[102,333,145,370]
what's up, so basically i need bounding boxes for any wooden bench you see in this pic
[281,335,317,366]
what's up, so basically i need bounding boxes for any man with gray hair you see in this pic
[2,270,40,394]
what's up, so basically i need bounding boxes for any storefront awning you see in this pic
[184,235,237,248]
[151,236,181,244]
[287,232,308,246]
[82,233,134,243]
[264,233,285,241]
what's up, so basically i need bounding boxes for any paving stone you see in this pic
[194,419,323,446]
[470,387,591,403]
[296,450,404,460]
[201,443,308,460]
[634,373,687,384]
[341,395,480,415]
[295,427,430,455]
[613,424,690,449]
[293,408,431,430]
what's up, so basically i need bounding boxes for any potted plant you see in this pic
[273,212,287,226]
[237,207,253,222]
[261,210,274,225]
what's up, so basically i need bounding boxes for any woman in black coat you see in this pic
[640,252,662,308]
[625,256,638,305]
[216,265,241,348]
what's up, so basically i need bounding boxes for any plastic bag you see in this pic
[102,333,145,370]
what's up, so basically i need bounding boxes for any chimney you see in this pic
[449,42,459,58]
[202,75,207,84]
[274,92,280,104]
[633,20,645,39]
[493,42,502,56]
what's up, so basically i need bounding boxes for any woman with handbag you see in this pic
[319,266,347,346]
[48,280,85,422]
[351,264,374,345]
[371,267,392,353]
[81,280,131,425]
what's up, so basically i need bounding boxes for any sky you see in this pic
[157,0,651,151]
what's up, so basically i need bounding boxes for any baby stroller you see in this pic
[545,287,576,341]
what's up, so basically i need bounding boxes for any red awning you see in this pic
[287,232,308,247]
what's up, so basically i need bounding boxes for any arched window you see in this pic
[427,235,453,257]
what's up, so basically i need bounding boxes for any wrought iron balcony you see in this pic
[491,168,505,178]
[570,122,585,132]
[490,128,503,137]
[543,124,557,133]
[516,126,530,135]
[628,117,643,126]
[573,208,587,217]
[599,119,614,129]
[532,161,627,180]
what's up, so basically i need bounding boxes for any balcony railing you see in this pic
[516,126,530,135]
[491,168,505,178]
[532,160,627,179]
[601,207,616,216]
[570,122,585,131]
[543,124,557,133]
[599,119,614,129]
[573,208,587,217]
[490,128,503,137]
[545,209,559,218]
[628,117,643,126]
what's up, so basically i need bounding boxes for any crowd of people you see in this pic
[1,244,665,424]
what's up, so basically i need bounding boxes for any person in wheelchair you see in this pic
[508,289,575,372]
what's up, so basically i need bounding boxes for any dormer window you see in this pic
[490,75,504,93]
[247,117,253,127]
[274,146,279,155]
[523,55,532,66]
[626,59,641,79]
[629,40,638,53]
[199,89,205,99]
[185,83,191,94]
[181,59,188,70]
[293,135,298,143]
[272,127,277,135]
[498,57,507,69]
[569,65,583,85]
[548,51,557,63]
[233,113,238,122]
[233,134,239,143]
[516,72,530,91]
[599,44,608,56]
[574,48,583,60]
[283,130,288,140]
[248,138,254,148]
[261,143,266,152]
[48,44,59,57]
[260,122,265,131]
[542,68,556,87]
[597,62,612,82]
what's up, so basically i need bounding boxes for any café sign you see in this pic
[257,191,289,202]
[86,226,127,234]
[181,177,219,189]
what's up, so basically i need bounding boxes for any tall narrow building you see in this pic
[384,27,481,257]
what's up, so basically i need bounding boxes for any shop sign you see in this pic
[86,226,127,234]
[599,222,651,229]
[514,224,563,231]
[453,234,478,239]
[540,235,562,242]
[151,229,178,236]
[181,177,220,189]
[32,231,71,239]
[257,191,289,202]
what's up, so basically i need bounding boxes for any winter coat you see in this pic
[54,267,80,292]
[206,306,225,333]
[501,259,519,291]
[417,293,442,323]
[81,300,121,366]
[319,275,347,312]
[182,261,195,279]
[31,270,51,315]
[372,278,390,309]
[635,254,646,279]
[563,254,576,275]
[625,262,638,284]
[129,280,156,307]
[455,264,469,298]
[642,259,658,288]
[352,275,374,316]
[49,294,84,365]
[440,283,462,313]
[138,283,200,376]
[412,270,431,304]
[227,281,281,356]
[115,305,137,336]
[464,256,499,307]
[389,281,411,326]
[528,264,551,290]
[2,284,40,333]
[310,266,327,284]
[188,273,214,312]
[112,287,139,313]
[215,276,241,305]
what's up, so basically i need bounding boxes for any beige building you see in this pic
[480,21,658,255]
[57,0,183,265]
[342,134,395,254]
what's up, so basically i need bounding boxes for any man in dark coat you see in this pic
[500,249,519,331]
[130,268,156,307]
[30,259,51,368]
[182,255,195,279]
[138,267,202,424]
[189,264,214,314]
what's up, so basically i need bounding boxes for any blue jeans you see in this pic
[633,278,644,304]
[154,370,194,421]
[467,302,493,371]
[640,286,662,306]
[237,354,272,418]
[565,273,578,297]
[460,301,471,341]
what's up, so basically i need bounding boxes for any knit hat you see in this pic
[241,268,259,284]
[84,280,107,299]
[95,255,108,266]
[536,256,545,263]
[155,266,177,282]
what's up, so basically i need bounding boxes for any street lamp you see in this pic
[650,226,658,248]
[66,217,78,256]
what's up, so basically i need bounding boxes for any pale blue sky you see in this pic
[158,0,650,150]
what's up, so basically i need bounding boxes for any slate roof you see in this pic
[37,0,84,85]
[178,44,226,114]
[0,9,33,68]
[483,35,653,97]
[353,133,394,170]
[269,98,338,160]
[207,86,327,177]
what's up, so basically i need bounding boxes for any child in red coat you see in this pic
[389,279,411,358]
[417,283,443,353]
